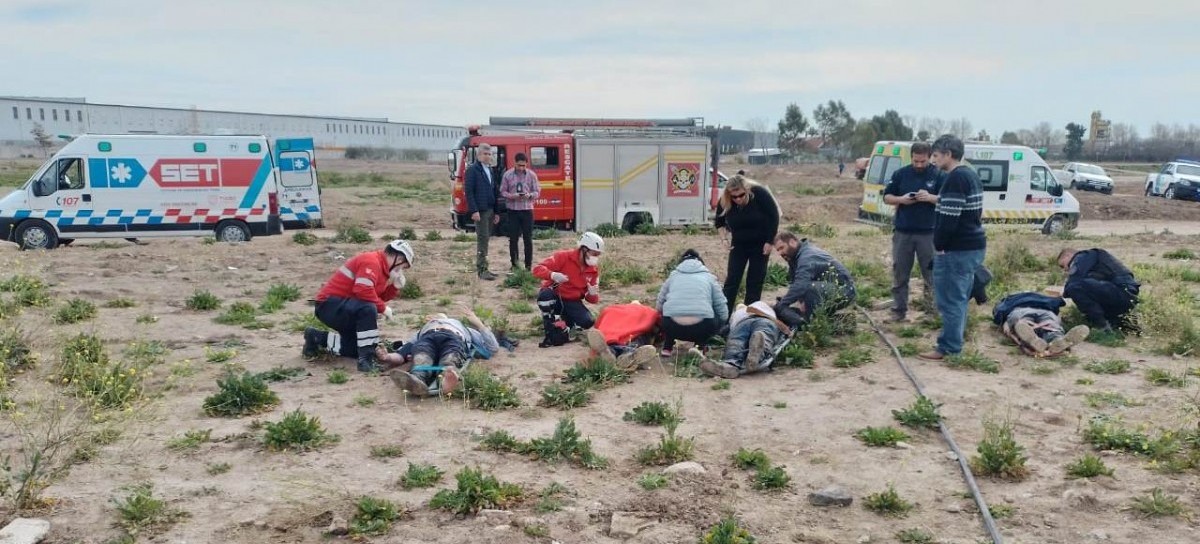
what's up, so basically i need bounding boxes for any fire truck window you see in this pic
[530,147,560,169]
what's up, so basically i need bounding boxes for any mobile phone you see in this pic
[905,192,917,198]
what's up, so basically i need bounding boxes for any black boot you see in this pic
[302,327,327,359]
[357,348,380,373]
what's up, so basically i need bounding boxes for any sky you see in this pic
[2,0,1198,136]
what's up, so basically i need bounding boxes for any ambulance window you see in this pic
[866,157,887,184]
[1030,166,1050,192]
[882,157,902,185]
[970,160,1008,192]
[530,147,560,169]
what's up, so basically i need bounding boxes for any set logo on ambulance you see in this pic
[87,158,263,189]
[667,162,700,197]
[280,156,311,172]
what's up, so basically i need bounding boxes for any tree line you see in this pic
[756,102,1199,163]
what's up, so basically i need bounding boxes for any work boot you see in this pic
[699,360,740,379]
[744,330,770,373]
[357,350,380,373]
[302,327,325,359]
[617,345,658,371]
[1048,325,1090,356]
[478,270,498,281]
[391,370,429,396]
[1013,321,1048,353]
[585,329,616,367]
[885,311,906,324]
[917,350,945,361]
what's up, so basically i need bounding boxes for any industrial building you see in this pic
[0,96,466,159]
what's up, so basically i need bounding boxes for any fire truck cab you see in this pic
[448,117,720,233]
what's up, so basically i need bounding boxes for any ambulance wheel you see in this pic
[15,220,58,251]
[215,220,252,243]
[1042,215,1066,235]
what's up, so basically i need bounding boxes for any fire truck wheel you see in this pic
[15,220,59,251]
[215,220,252,243]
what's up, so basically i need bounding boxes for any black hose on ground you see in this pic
[859,307,1004,544]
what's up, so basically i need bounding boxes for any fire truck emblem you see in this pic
[667,162,700,197]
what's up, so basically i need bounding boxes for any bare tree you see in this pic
[30,123,52,157]
[947,117,973,139]
[919,117,946,138]
[1032,122,1054,148]
[744,117,771,151]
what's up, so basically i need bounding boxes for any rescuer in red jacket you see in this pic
[532,231,603,348]
[303,240,415,372]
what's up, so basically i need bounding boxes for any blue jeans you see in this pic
[933,249,985,355]
[723,317,780,371]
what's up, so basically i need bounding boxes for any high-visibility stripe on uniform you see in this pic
[355,277,375,287]
[338,266,354,279]
[357,329,381,347]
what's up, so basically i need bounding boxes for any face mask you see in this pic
[585,256,600,267]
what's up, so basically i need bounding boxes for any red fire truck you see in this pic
[448,117,722,233]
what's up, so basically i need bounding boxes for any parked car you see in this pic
[1055,162,1113,194]
[1145,160,1200,201]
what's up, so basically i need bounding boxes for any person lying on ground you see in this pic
[771,231,856,328]
[303,240,415,372]
[992,291,1089,357]
[1057,247,1140,333]
[582,301,661,371]
[378,305,499,397]
[699,301,791,379]
[532,232,604,347]
[656,249,729,356]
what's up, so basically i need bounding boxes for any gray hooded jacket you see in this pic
[656,259,729,322]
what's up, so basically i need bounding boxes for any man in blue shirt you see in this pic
[920,135,987,361]
[883,141,945,322]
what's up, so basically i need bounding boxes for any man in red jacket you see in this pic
[303,240,415,372]
[532,231,603,348]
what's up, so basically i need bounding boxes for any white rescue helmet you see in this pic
[387,239,415,265]
[578,231,604,253]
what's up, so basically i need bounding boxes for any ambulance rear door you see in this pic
[276,138,322,228]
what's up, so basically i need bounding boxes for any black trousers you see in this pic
[537,287,595,335]
[723,244,770,315]
[314,296,379,357]
[661,317,720,349]
[1064,278,1138,328]
[507,210,534,269]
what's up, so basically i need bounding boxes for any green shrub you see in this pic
[1131,488,1186,518]
[524,417,608,469]
[400,278,423,299]
[214,302,268,328]
[327,369,349,385]
[398,227,417,240]
[332,223,372,244]
[166,429,212,452]
[1066,454,1114,479]
[564,358,630,388]
[699,516,757,544]
[834,346,874,368]
[456,367,521,411]
[424,230,443,241]
[731,448,771,471]
[113,483,186,535]
[751,465,791,490]
[601,261,652,287]
[452,233,472,242]
[399,462,444,489]
[896,326,922,339]
[856,426,909,447]
[892,396,941,429]
[0,275,50,307]
[104,297,137,309]
[1084,359,1131,374]
[633,222,666,235]
[185,290,222,311]
[429,466,523,515]
[788,222,836,238]
[863,484,913,517]
[256,366,306,382]
[592,223,626,238]
[637,473,669,490]
[775,342,814,368]
[205,347,236,364]
[1162,248,1195,260]
[260,283,302,313]
[291,231,319,245]
[895,528,936,544]
[623,401,680,427]
[944,350,1000,373]
[480,430,523,453]
[0,326,36,373]
[1146,368,1189,388]
[202,372,279,417]
[971,418,1029,480]
[349,496,402,536]
[540,383,592,410]
[262,409,339,451]
[635,417,694,466]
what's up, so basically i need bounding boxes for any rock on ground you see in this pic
[609,512,657,539]
[663,461,706,475]
[808,486,853,507]
[0,518,51,544]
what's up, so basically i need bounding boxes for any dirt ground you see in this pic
[1,161,1199,544]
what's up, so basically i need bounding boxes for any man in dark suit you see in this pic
[465,143,501,280]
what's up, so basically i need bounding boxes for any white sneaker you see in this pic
[585,328,616,366]
[1014,321,1048,353]
[745,331,770,373]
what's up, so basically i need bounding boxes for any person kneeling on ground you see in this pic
[303,240,415,372]
[583,301,661,371]
[699,301,791,379]
[656,249,729,357]
[379,305,499,397]
[533,231,604,347]
[771,232,856,328]
[1057,247,1140,333]
[992,291,1089,357]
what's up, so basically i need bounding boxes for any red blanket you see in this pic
[595,304,660,345]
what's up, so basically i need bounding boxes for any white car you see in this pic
[1145,161,1200,202]
[1056,162,1113,194]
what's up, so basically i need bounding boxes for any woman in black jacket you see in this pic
[714,175,781,315]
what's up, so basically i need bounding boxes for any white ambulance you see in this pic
[857,141,1081,234]
[0,134,323,250]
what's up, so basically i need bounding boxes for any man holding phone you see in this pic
[882,141,945,322]
[500,152,541,270]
